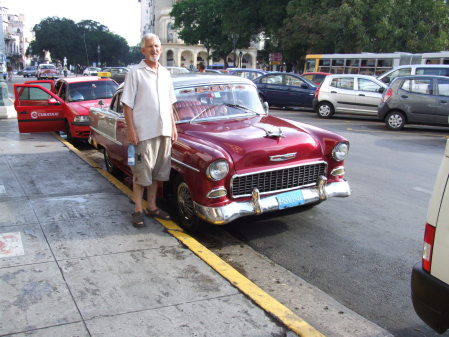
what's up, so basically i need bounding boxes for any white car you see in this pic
[411,139,449,334]
[83,67,101,76]
[312,74,387,118]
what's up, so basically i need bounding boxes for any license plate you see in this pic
[276,189,305,209]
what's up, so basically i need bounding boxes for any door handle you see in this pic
[401,95,408,98]
[440,100,447,104]
[358,94,365,96]
[330,91,337,93]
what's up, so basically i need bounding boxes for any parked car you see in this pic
[228,68,266,81]
[378,64,449,84]
[313,74,387,118]
[13,77,118,142]
[22,66,37,78]
[36,64,60,80]
[253,72,317,109]
[411,139,449,334]
[83,67,101,76]
[166,66,190,75]
[378,75,449,130]
[302,72,331,86]
[89,74,351,231]
[100,67,129,83]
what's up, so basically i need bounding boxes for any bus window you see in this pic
[318,59,330,73]
[305,59,316,72]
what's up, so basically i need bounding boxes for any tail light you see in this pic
[422,223,436,272]
[315,86,320,99]
[381,88,393,103]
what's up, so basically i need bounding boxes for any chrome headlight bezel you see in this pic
[332,142,349,161]
[206,160,229,181]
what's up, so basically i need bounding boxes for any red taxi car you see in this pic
[89,74,351,231]
[14,77,118,141]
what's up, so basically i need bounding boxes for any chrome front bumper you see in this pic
[194,177,351,225]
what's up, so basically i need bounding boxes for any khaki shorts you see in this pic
[131,136,171,186]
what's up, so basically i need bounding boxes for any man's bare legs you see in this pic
[146,181,159,211]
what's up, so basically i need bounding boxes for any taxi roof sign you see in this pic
[98,71,111,78]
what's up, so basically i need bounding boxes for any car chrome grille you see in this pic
[231,162,327,198]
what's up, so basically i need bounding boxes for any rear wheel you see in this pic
[103,148,119,174]
[172,175,203,232]
[64,120,75,143]
[316,102,334,118]
[385,111,405,130]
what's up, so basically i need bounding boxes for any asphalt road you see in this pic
[222,109,449,337]
[8,75,449,336]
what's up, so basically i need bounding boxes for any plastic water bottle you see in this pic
[127,144,136,166]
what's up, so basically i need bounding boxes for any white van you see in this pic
[411,139,449,334]
[378,64,449,84]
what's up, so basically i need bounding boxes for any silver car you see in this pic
[313,74,387,118]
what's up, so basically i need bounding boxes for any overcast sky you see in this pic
[2,0,142,46]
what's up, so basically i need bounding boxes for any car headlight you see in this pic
[206,160,229,181]
[332,142,349,161]
[73,115,90,123]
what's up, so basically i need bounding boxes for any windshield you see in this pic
[174,83,265,123]
[40,65,55,70]
[68,81,118,102]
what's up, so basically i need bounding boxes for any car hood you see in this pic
[68,99,112,115]
[180,115,324,171]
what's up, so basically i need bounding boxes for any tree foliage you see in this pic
[29,17,134,68]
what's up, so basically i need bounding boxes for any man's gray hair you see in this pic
[140,33,161,48]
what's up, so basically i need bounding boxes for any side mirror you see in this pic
[263,101,269,114]
[47,98,60,105]
[98,99,105,107]
[301,84,309,89]
[383,77,390,84]
[379,87,385,93]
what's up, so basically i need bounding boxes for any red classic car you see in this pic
[36,63,60,80]
[89,74,351,231]
[14,77,118,141]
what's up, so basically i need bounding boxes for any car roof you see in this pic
[393,74,449,80]
[116,73,255,91]
[59,76,115,83]
[390,64,449,69]
[302,72,332,75]
[228,68,264,72]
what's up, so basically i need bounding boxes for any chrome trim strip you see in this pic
[90,126,122,145]
[206,187,227,199]
[269,152,297,162]
[194,180,351,225]
[331,166,346,176]
[172,158,200,173]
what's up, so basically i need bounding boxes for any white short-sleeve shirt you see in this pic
[121,60,177,141]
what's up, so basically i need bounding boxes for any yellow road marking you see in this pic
[52,132,325,337]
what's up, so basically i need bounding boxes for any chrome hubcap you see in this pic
[319,105,331,116]
[388,114,403,128]
[177,182,194,220]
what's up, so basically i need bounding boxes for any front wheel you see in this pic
[316,102,334,118]
[172,176,204,232]
[103,148,119,175]
[385,111,405,130]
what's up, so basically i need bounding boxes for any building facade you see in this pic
[138,0,258,69]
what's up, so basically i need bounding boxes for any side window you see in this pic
[261,75,282,85]
[18,87,51,105]
[284,75,305,87]
[330,77,354,90]
[387,68,411,82]
[112,92,123,113]
[417,68,449,76]
[405,79,433,95]
[358,78,381,92]
[436,78,449,97]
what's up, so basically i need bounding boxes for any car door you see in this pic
[328,77,356,113]
[435,77,449,126]
[257,74,285,105]
[398,78,439,124]
[283,74,315,107]
[355,77,385,114]
[13,84,65,133]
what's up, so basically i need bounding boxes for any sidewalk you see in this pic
[0,117,393,337]
[0,118,302,336]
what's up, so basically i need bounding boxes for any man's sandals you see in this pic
[131,211,145,228]
[144,207,171,220]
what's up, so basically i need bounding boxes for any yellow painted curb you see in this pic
[53,132,325,337]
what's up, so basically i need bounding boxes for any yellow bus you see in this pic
[304,52,449,76]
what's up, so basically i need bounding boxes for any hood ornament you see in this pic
[265,127,284,138]
[269,152,297,162]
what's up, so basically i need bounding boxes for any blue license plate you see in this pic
[276,190,305,209]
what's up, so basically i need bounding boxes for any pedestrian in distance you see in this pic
[7,64,12,81]
[198,61,206,72]
[121,33,178,228]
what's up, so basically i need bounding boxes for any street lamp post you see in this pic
[97,45,100,67]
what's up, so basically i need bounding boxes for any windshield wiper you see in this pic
[223,103,261,115]
[189,105,216,124]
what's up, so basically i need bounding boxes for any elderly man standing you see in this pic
[121,33,178,227]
